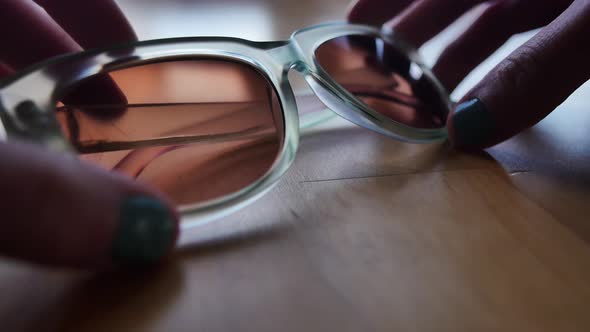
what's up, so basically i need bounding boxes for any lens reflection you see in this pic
[56,59,284,206]
[315,35,448,129]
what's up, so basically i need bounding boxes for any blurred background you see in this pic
[114,0,590,105]
[116,0,350,40]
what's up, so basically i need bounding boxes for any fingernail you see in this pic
[452,98,496,148]
[112,196,177,265]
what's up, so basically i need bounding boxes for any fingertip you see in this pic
[84,166,181,267]
[35,0,138,49]
[447,98,498,150]
[111,195,179,266]
[61,74,128,119]
[0,62,14,79]
[347,0,367,23]
[0,142,179,268]
[346,0,410,26]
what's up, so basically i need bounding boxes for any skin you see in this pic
[349,0,590,148]
[0,0,177,268]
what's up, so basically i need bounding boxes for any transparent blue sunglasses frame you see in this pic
[0,22,451,229]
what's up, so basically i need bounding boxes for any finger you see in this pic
[348,0,414,26]
[448,0,590,149]
[0,141,179,268]
[0,1,127,116]
[387,0,486,48]
[60,73,128,118]
[0,0,81,68]
[0,63,14,78]
[34,0,137,49]
[434,0,573,92]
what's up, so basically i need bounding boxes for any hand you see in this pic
[349,0,590,149]
[0,0,179,268]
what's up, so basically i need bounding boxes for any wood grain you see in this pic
[1,0,590,331]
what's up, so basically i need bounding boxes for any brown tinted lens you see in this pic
[315,35,447,129]
[56,59,284,206]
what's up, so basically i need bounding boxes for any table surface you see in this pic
[2,1,590,331]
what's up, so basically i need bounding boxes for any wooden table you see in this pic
[2,1,590,331]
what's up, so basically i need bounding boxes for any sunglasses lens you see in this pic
[315,35,448,129]
[56,59,284,206]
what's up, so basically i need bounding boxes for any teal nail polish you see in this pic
[112,196,176,265]
[452,98,496,147]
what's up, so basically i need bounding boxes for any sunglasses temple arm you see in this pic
[74,125,275,154]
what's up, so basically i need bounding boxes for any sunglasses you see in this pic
[0,22,451,229]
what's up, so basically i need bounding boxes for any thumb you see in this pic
[448,0,590,149]
[0,141,179,268]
